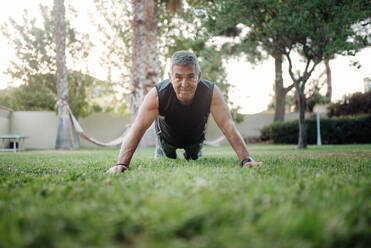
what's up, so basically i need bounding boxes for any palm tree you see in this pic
[54,0,79,149]
[130,0,182,122]
[130,0,159,122]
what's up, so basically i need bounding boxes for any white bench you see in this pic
[0,134,26,152]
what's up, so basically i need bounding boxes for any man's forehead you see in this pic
[174,72,195,76]
[172,64,196,74]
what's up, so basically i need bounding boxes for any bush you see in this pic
[327,91,371,117]
[0,71,113,118]
[260,115,371,144]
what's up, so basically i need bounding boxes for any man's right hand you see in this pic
[106,165,128,174]
[242,161,264,168]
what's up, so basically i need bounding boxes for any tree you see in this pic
[267,78,326,113]
[324,56,332,103]
[305,79,327,112]
[0,81,55,111]
[314,55,333,104]
[93,0,173,121]
[198,0,295,122]
[0,4,98,118]
[327,91,371,117]
[129,0,162,121]
[204,0,370,148]
[92,0,132,84]
[131,0,186,121]
[282,0,369,148]
[0,72,113,119]
[53,0,79,149]
[93,0,241,122]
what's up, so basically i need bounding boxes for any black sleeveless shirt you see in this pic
[155,78,214,148]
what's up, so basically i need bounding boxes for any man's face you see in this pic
[168,64,201,105]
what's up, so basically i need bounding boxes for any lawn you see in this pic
[0,145,370,248]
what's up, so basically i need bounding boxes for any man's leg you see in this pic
[155,134,165,158]
[154,119,177,159]
[184,141,203,160]
[155,134,177,159]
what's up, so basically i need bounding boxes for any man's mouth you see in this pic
[180,88,192,93]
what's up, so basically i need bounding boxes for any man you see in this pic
[107,51,262,173]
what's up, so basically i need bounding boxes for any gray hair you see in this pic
[170,50,201,73]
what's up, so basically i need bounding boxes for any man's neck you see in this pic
[178,98,193,105]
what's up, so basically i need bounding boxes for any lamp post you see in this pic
[313,105,326,146]
[316,110,322,146]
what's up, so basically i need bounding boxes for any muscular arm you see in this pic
[107,88,159,173]
[210,86,262,167]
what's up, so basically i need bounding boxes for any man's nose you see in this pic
[181,78,188,87]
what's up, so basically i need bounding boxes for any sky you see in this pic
[0,0,370,114]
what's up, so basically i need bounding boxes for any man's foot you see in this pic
[183,149,202,160]
[198,149,203,158]
[155,145,164,159]
[183,151,191,160]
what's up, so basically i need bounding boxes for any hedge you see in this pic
[327,91,371,117]
[260,114,371,144]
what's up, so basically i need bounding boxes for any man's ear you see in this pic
[168,72,171,81]
[198,71,202,81]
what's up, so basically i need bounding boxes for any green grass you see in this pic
[0,145,370,248]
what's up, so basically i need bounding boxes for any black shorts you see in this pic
[155,120,203,160]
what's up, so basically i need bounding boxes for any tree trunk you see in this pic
[324,57,332,103]
[54,0,79,150]
[273,54,285,122]
[297,86,307,148]
[55,101,79,149]
[143,0,160,95]
[130,0,160,122]
[130,0,145,122]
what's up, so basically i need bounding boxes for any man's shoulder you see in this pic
[199,78,215,89]
[155,79,171,92]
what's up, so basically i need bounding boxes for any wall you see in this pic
[8,111,153,149]
[9,111,132,149]
[11,111,58,149]
[206,112,304,143]
[8,111,305,149]
[78,112,130,148]
[0,106,12,148]
[0,107,11,134]
[78,112,156,148]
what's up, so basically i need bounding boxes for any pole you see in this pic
[316,111,322,146]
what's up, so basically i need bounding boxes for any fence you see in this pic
[0,108,302,149]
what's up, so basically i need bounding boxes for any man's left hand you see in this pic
[106,165,128,174]
[242,161,264,168]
